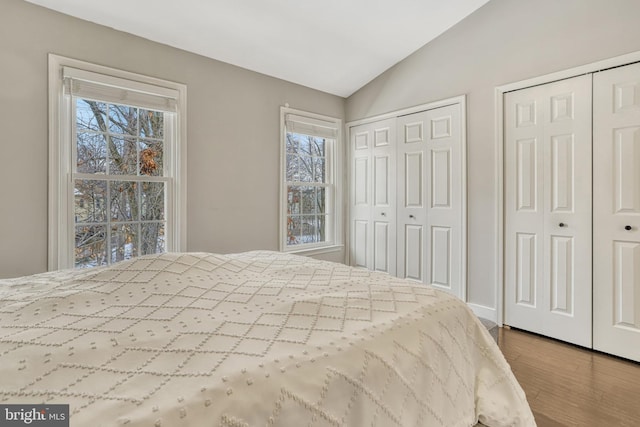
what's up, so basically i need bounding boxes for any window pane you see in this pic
[301,187,316,214]
[313,157,326,183]
[139,140,163,176]
[75,225,107,268]
[286,133,329,186]
[316,187,326,215]
[108,104,137,136]
[108,136,137,175]
[311,137,325,157]
[141,222,165,255]
[139,109,164,139]
[317,215,327,242]
[286,133,298,154]
[77,132,107,174]
[301,215,318,244]
[286,154,299,182]
[287,215,301,245]
[299,155,313,182]
[286,187,327,247]
[111,224,139,263]
[76,99,106,132]
[298,135,312,155]
[75,179,107,223]
[287,186,301,214]
[141,182,165,221]
[61,64,181,270]
[110,181,138,222]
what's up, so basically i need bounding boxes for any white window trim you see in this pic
[279,107,343,255]
[48,54,187,270]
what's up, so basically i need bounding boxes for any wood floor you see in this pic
[498,327,640,426]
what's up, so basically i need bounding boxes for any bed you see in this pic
[0,251,535,426]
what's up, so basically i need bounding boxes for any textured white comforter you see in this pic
[0,251,535,426]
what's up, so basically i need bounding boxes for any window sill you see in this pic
[283,244,344,257]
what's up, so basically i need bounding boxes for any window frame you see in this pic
[279,107,343,255]
[48,54,187,270]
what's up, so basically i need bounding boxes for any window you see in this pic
[49,55,186,269]
[280,108,342,253]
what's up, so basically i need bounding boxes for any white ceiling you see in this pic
[25,0,490,97]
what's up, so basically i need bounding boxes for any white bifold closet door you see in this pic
[396,104,463,296]
[350,118,397,275]
[504,75,592,347]
[593,62,640,362]
[350,103,464,299]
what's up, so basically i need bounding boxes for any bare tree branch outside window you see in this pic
[285,132,329,246]
[74,100,166,267]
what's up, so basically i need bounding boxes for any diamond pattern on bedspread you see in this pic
[0,251,534,426]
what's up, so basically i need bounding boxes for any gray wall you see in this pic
[0,0,345,278]
[5,0,640,315]
[346,0,640,312]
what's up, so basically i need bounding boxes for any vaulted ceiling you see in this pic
[25,0,490,97]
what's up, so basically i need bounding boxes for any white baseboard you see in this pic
[467,303,498,324]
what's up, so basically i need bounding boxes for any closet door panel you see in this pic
[542,77,592,347]
[516,137,538,211]
[349,101,465,300]
[354,130,369,150]
[373,152,394,273]
[353,220,368,268]
[430,226,451,287]
[505,92,545,329]
[404,224,423,281]
[374,155,390,206]
[594,62,640,362]
[371,120,396,275]
[397,149,425,280]
[373,221,390,272]
[431,148,451,208]
[396,104,462,296]
[404,121,424,143]
[353,157,369,206]
[550,235,573,314]
[425,106,461,295]
[613,127,640,212]
[613,242,640,326]
[515,232,537,306]
[404,152,424,208]
[349,119,396,274]
[397,118,427,281]
[350,125,372,269]
[550,134,574,212]
[505,75,592,347]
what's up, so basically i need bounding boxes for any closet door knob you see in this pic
[625,225,632,231]
[381,212,386,216]
[559,222,566,227]
[409,215,415,219]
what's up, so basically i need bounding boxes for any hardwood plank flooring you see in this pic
[498,327,640,426]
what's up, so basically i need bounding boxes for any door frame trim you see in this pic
[345,95,467,302]
[495,50,640,326]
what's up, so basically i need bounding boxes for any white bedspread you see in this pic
[0,252,535,426]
